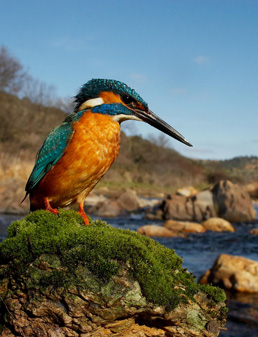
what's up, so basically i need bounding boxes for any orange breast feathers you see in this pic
[30,112,121,209]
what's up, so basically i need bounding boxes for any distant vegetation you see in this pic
[1,45,258,195]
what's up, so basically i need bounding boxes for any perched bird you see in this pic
[24,79,192,225]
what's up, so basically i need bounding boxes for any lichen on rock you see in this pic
[0,209,226,336]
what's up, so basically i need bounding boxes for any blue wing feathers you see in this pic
[25,118,75,193]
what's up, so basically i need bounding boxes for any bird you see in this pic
[23,79,192,225]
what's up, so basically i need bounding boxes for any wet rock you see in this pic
[226,292,258,328]
[0,210,227,337]
[164,220,206,233]
[200,254,258,292]
[211,180,256,223]
[137,224,177,237]
[201,217,235,232]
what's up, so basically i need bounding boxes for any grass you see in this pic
[0,149,33,182]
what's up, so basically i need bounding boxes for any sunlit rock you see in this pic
[200,254,258,292]
[137,224,178,237]
[201,217,235,232]
[164,220,206,233]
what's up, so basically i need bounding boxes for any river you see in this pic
[1,209,258,336]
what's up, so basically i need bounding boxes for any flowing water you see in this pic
[1,209,258,336]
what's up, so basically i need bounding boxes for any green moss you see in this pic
[199,284,226,303]
[0,210,225,310]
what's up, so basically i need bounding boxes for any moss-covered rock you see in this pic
[0,210,226,336]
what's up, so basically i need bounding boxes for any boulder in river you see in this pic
[201,217,235,232]
[161,194,195,221]
[137,224,177,237]
[157,180,256,223]
[87,189,141,217]
[211,180,256,223]
[0,210,227,336]
[200,254,258,293]
[164,220,206,233]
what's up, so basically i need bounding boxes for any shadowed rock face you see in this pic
[158,180,256,223]
[0,210,226,336]
[211,180,256,223]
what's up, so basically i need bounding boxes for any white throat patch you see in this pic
[112,114,142,123]
[79,97,104,110]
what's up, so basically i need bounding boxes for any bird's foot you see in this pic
[44,197,59,215]
[79,202,89,226]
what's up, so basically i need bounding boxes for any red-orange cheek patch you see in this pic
[99,91,122,104]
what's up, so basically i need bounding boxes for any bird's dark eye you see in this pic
[121,94,137,108]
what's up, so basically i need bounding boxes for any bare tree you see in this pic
[0,46,74,111]
[0,46,28,94]
[55,97,75,113]
[147,133,170,149]
[22,76,57,106]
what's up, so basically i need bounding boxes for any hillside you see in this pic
[0,91,257,198]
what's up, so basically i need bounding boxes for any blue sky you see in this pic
[1,0,258,160]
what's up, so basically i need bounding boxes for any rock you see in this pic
[85,193,107,206]
[200,254,258,292]
[250,228,258,234]
[161,194,194,221]
[201,217,235,232]
[137,224,177,237]
[164,220,206,233]
[157,180,256,223]
[116,189,140,212]
[88,189,141,217]
[211,180,256,223]
[0,210,226,336]
[176,186,198,197]
[244,181,258,199]
[225,292,258,327]
[159,190,217,223]
[137,197,160,209]
[88,199,125,217]
[192,190,217,222]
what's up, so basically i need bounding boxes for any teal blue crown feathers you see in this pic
[74,79,148,111]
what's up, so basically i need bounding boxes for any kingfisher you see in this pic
[24,79,192,225]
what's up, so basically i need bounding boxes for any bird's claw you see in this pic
[44,197,59,216]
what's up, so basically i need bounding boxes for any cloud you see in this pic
[193,56,209,65]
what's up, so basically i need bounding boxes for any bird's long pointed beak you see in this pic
[134,109,193,147]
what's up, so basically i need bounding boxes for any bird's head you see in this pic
[74,79,192,147]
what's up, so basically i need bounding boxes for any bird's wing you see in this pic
[25,118,74,193]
